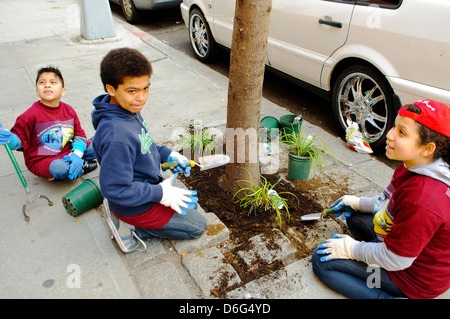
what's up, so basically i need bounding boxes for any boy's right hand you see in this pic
[160,176,198,215]
[0,122,12,144]
[0,123,20,149]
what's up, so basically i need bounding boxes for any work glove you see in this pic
[329,195,360,220]
[168,151,191,178]
[316,234,359,262]
[63,152,84,179]
[0,123,21,149]
[160,176,198,215]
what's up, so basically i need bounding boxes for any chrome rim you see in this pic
[189,13,209,58]
[122,0,133,18]
[337,73,388,143]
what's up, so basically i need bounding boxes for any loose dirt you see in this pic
[180,165,350,296]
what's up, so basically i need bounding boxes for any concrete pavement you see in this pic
[0,0,448,300]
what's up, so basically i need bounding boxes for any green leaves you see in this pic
[283,131,336,178]
[179,125,216,157]
[233,169,298,229]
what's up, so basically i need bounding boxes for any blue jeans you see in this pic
[135,208,206,240]
[311,212,408,299]
[49,142,96,179]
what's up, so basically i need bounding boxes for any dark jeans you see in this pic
[49,140,96,179]
[311,212,408,299]
[135,208,206,240]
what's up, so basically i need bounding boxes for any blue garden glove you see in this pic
[160,176,198,215]
[178,194,198,215]
[329,195,360,220]
[63,152,84,179]
[316,234,359,262]
[0,123,21,149]
[168,151,191,178]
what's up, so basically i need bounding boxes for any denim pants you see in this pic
[135,208,206,240]
[311,213,407,299]
[48,142,96,179]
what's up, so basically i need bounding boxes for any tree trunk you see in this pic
[224,0,272,195]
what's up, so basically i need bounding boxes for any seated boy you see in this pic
[91,48,206,240]
[0,66,97,180]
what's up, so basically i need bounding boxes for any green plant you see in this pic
[283,131,336,177]
[233,169,298,229]
[179,124,216,157]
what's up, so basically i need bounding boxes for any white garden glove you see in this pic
[316,234,359,262]
[329,195,361,220]
[335,195,360,210]
[159,176,198,215]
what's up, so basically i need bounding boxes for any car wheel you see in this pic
[189,8,217,62]
[120,0,145,24]
[332,65,395,151]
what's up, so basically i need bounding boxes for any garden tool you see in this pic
[103,198,147,254]
[301,208,335,221]
[162,154,230,172]
[301,205,358,221]
[3,144,53,221]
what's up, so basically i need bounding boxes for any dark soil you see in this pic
[180,165,349,297]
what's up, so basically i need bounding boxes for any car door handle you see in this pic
[319,19,343,28]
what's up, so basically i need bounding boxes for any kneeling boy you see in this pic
[91,48,206,240]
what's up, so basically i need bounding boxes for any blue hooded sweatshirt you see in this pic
[91,94,172,216]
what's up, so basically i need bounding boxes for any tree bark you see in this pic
[224,0,272,195]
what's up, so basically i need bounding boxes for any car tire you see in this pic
[120,0,145,24]
[332,64,395,151]
[189,8,217,62]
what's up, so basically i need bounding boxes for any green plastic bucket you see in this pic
[62,179,104,217]
[287,153,311,181]
[259,116,280,142]
[280,114,303,137]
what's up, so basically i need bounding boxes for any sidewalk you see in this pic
[0,0,447,300]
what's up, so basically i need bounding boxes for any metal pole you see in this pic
[79,0,116,40]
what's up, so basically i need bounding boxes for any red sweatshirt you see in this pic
[11,101,86,178]
[382,163,450,298]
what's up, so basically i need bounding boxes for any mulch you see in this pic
[180,164,348,296]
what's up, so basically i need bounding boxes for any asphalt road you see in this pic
[109,4,399,169]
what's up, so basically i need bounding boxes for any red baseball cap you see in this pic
[398,99,450,138]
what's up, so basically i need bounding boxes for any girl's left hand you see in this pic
[316,234,359,262]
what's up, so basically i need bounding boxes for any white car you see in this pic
[180,0,450,150]
[110,0,182,24]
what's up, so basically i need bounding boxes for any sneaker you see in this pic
[82,159,98,175]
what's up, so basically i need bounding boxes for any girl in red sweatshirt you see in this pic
[313,100,450,299]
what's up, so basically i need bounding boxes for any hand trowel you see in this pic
[162,154,231,171]
[301,208,334,221]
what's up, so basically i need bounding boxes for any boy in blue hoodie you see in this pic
[91,48,206,240]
